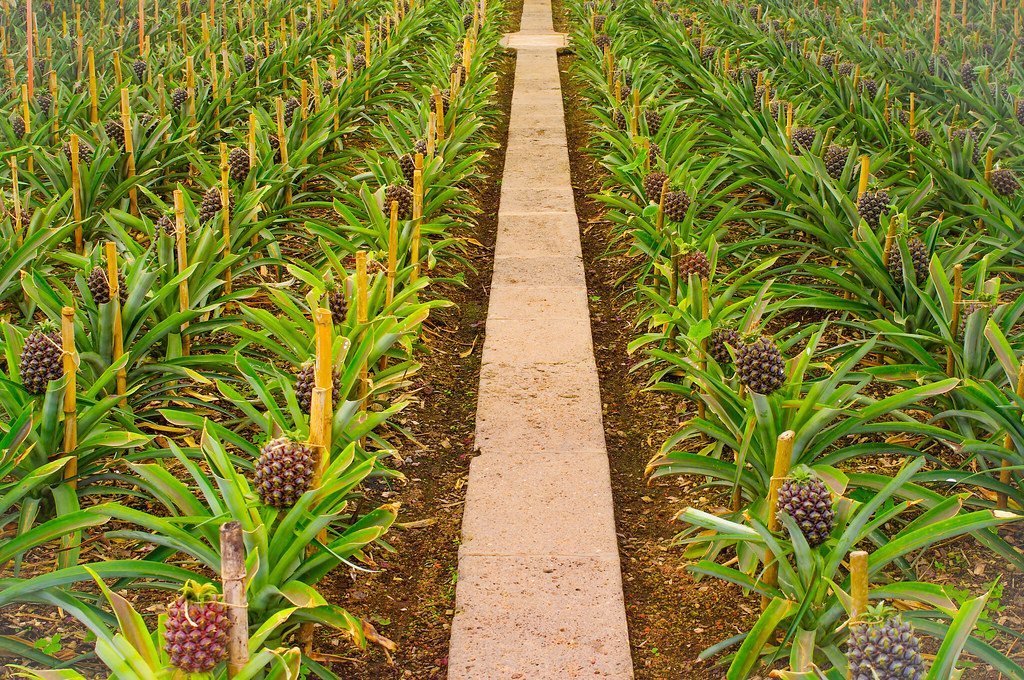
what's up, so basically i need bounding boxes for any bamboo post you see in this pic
[113,50,123,88]
[761,430,795,611]
[276,98,291,205]
[186,56,196,137]
[997,364,1024,509]
[849,550,869,631]
[71,134,83,254]
[61,306,78,461]
[426,112,436,156]
[248,113,256,164]
[220,521,249,677]
[106,242,127,402]
[220,143,231,293]
[120,89,138,216]
[433,88,446,144]
[386,201,398,307]
[946,263,963,377]
[857,156,870,204]
[26,0,33,99]
[174,190,190,355]
[137,0,144,53]
[411,154,423,283]
[356,251,369,406]
[21,86,32,175]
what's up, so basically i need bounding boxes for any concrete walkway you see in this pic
[445,1,635,677]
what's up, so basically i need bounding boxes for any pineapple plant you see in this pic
[19,322,64,395]
[294,363,342,413]
[735,336,785,394]
[847,604,925,680]
[857,190,892,228]
[254,436,317,507]
[10,114,26,139]
[283,96,300,126]
[198,187,233,224]
[384,183,413,219]
[678,247,711,280]
[171,87,188,111]
[642,170,668,204]
[708,328,739,364]
[778,466,834,547]
[662,183,691,222]
[62,140,94,164]
[228,147,249,181]
[824,143,848,180]
[950,127,982,165]
[961,61,977,88]
[104,120,126,150]
[790,126,817,155]
[887,236,928,289]
[991,167,1019,196]
[86,266,128,305]
[163,581,229,673]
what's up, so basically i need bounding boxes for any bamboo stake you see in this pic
[997,364,1024,509]
[220,521,249,677]
[761,430,795,611]
[411,155,423,283]
[946,264,963,377]
[106,242,127,402]
[174,190,190,355]
[386,201,398,308]
[433,86,445,143]
[119,89,138,216]
[849,551,870,642]
[21,86,32,175]
[61,306,78,461]
[220,143,231,293]
[857,156,870,201]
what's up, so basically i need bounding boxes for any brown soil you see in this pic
[318,17,520,680]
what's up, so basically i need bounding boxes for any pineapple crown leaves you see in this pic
[787,464,819,485]
[178,579,221,604]
[856,601,901,628]
[35,319,60,336]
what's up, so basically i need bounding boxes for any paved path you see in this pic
[445,1,635,677]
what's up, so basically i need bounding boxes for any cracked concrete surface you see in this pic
[445,0,634,677]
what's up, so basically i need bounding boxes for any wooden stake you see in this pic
[411,155,423,283]
[106,241,127,402]
[220,521,249,677]
[61,306,78,462]
[220,143,231,292]
[857,156,870,201]
[174,190,190,355]
[849,550,870,640]
[761,430,795,611]
[997,365,1024,508]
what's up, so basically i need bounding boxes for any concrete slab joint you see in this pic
[446,0,635,676]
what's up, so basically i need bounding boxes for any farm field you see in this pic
[1,0,1024,677]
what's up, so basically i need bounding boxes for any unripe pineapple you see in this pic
[950,128,981,165]
[594,34,612,52]
[613,109,627,131]
[644,109,662,134]
[140,113,160,136]
[857,190,892,228]
[327,284,348,324]
[294,363,342,413]
[384,184,413,220]
[322,80,334,96]
[642,171,668,204]
[62,140,94,164]
[1017,100,1024,126]
[35,93,52,113]
[592,13,606,31]
[914,128,933,146]
[157,215,176,236]
[283,97,300,126]
[991,168,1019,196]
[835,61,855,77]
[708,328,739,365]
[19,323,64,395]
[678,247,710,280]
[700,46,716,63]
[171,87,189,111]
[104,120,126,150]
[198,187,233,224]
[825,144,848,181]
[858,78,878,100]
[243,53,256,72]
[255,437,317,507]
[10,114,26,139]
[86,266,128,305]
[736,336,785,394]
[848,605,924,680]
[164,581,229,673]
[131,59,146,82]
[662,186,691,222]
[961,61,977,89]
[790,127,817,155]
[887,237,928,289]
[228,148,249,182]
[648,142,662,164]
[778,466,834,547]
[352,54,367,71]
